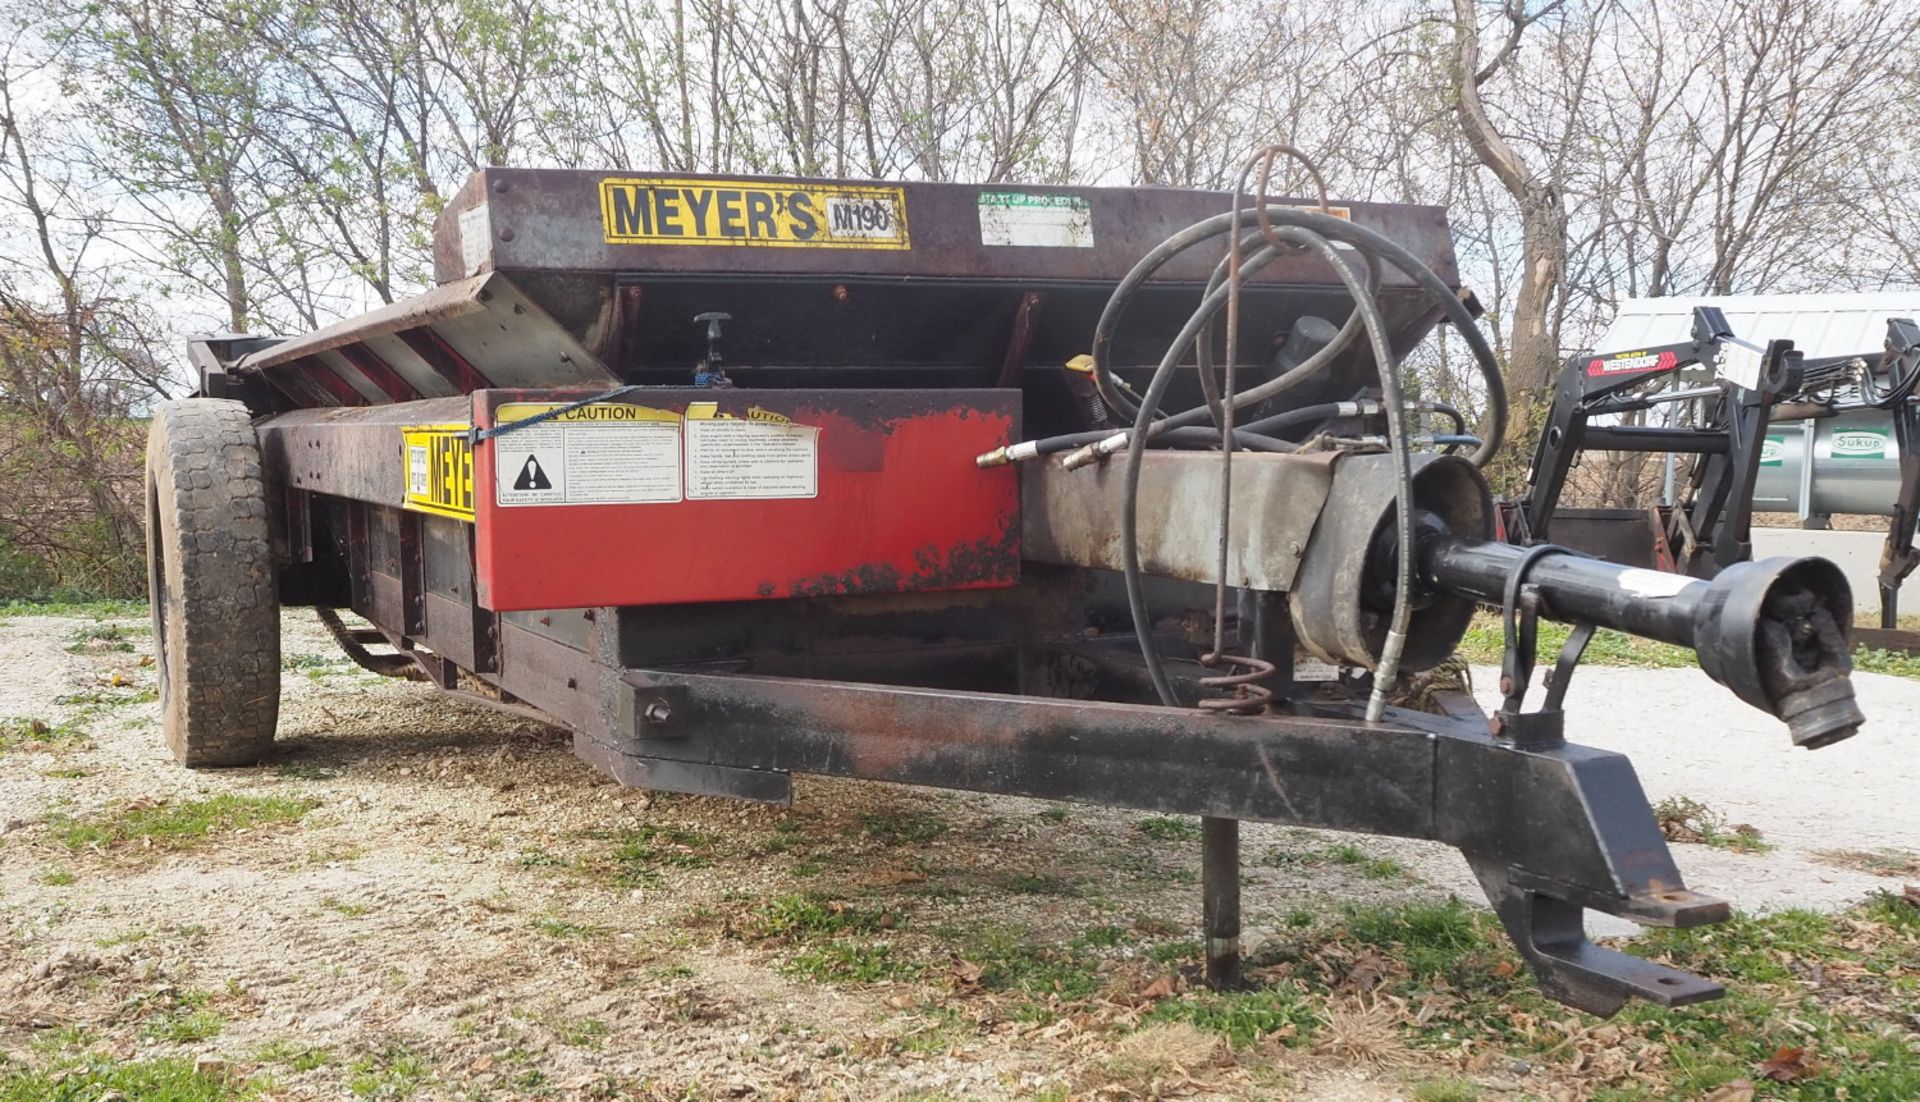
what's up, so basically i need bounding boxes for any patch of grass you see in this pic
[0,598,148,618]
[997,871,1079,896]
[280,653,342,670]
[0,715,86,753]
[1616,902,1920,1099]
[961,925,1103,1006]
[553,1017,610,1048]
[1458,609,1920,681]
[319,896,373,917]
[48,794,318,852]
[1863,886,1920,933]
[66,620,143,647]
[746,893,890,939]
[136,989,224,1045]
[1038,805,1070,823]
[737,894,917,998]
[858,810,949,845]
[63,621,140,654]
[345,1046,428,1100]
[895,1006,975,1055]
[1145,938,1201,964]
[95,927,150,948]
[141,1009,224,1044]
[1260,838,1410,880]
[1254,894,1920,1102]
[1816,846,1920,878]
[1342,898,1487,983]
[1078,924,1127,948]
[1143,985,1319,1048]
[531,916,605,940]
[1135,816,1201,843]
[255,1041,333,1071]
[41,766,91,778]
[53,687,157,708]
[1325,842,1409,880]
[1456,612,1696,669]
[35,865,76,887]
[602,823,716,884]
[1653,795,1775,854]
[1855,646,1920,679]
[1410,1079,1481,1102]
[783,938,923,984]
[0,1053,255,1100]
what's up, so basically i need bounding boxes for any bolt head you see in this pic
[642,700,673,724]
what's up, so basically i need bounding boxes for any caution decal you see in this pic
[403,424,475,521]
[492,402,683,508]
[486,401,820,508]
[600,177,910,250]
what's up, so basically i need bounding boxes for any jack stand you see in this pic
[1202,816,1242,988]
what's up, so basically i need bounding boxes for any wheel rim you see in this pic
[148,477,172,711]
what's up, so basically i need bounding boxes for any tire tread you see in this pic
[146,399,279,766]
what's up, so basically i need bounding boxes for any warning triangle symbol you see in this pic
[513,455,552,490]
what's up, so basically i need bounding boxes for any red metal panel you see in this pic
[397,328,494,392]
[299,357,369,406]
[470,389,1018,611]
[337,344,423,402]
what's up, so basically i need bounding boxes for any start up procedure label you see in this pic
[600,177,910,249]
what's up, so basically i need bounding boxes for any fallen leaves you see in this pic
[1756,1044,1820,1083]
[859,866,927,887]
[948,957,984,993]
[1698,1080,1756,1102]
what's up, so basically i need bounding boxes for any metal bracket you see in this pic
[1471,858,1724,1016]
[1492,544,1595,747]
[617,679,690,741]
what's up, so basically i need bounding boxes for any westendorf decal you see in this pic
[1586,349,1679,376]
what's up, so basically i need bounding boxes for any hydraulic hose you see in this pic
[1119,220,1416,713]
[1189,234,1379,429]
[1089,207,1507,467]
[976,399,1462,468]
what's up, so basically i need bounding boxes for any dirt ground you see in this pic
[1,609,1915,1100]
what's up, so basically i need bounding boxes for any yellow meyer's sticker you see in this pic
[403,424,475,521]
[600,176,910,250]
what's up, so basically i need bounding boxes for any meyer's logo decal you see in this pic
[1830,430,1888,459]
[600,177,910,249]
[402,424,475,521]
[1586,349,1678,376]
[1759,435,1785,466]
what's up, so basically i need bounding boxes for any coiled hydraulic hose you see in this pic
[994,190,1508,720]
[1089,208,1507,468]
[1118,220,1422,718]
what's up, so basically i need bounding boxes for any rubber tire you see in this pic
[146,399,280,766]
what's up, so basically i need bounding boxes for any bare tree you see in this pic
[0,10,171,594]
[1447,0,1576,445]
